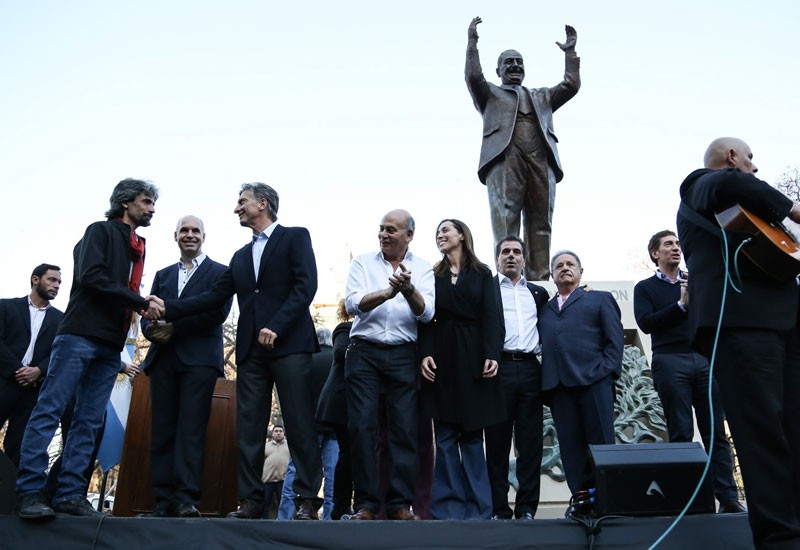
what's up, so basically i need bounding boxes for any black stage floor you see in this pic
[0,513,754,550]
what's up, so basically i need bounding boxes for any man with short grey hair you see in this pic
[538,250,622,494]
[344,209,435,521]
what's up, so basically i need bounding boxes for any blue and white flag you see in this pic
[96,316,138,471]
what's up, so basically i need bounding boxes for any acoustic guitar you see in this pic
[715,204,800,281]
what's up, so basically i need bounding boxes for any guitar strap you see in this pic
[678,202,722,238]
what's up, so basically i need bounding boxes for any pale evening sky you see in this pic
[1,0,798,311]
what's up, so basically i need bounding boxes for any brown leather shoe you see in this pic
[349,508,376,520]
[387,507,420,520]
[293,500,319,520]
[226,500,263,519]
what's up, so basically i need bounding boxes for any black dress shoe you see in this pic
[516,512,535,520]
[293,499,319,520]
[174,502,201,518]
[18,492,56,520]
[137,501,171,517]
[226,500,263,519]
[349,508,376,520]
[718,500,747,514]
[53,497,104,517]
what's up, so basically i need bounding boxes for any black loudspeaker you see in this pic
[0,450,17,514]
[588,442,716,517]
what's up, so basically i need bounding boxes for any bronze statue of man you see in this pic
[466,17,580,280]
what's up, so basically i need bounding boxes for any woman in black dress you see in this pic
[420,219,505,520]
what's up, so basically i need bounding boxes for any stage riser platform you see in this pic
[1,514,754,549]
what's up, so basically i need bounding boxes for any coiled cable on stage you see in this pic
[566,490,623,550]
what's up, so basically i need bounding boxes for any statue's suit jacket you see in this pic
[538,287,623,392]
[466,45,580,184]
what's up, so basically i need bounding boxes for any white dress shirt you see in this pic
[252,223,278,279]
[22,298,50,366]
[498,274,540,354]
[346,250,435,345]
[177,254,207,297]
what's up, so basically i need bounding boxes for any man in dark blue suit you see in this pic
[140,215,231,517]
[157,183,322,520]
[0,264,64,467]
[538,250,623,494]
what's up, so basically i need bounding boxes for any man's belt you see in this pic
[502,351,535,361]
[353,336,411,350]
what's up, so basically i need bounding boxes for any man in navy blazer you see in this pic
[140,215,231,518]
[485,236,549,520]
[538,250,623,494]
[158,183,322,520]
[0,264,64,467]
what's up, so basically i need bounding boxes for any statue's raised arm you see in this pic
[468,16,482,41]
[465,17,488,111]
[555,25,577,52]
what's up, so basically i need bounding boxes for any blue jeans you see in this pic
[277,433,339,520]
[16,334,121,504]
[277,460,297,520]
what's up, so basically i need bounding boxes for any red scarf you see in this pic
[128,230,145,293]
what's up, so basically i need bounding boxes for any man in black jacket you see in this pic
[485,236,548,520]
[17,178,162,520]
[0,264,64,467]
[678,137,800,548]
[159,183,322,521]
[140,215,231,518]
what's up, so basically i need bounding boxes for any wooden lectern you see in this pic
[113,375,238,516]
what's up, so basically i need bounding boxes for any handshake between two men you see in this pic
[141,296,172,344]
[139,295,280,351]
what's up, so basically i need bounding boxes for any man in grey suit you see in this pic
[466,17,580,280]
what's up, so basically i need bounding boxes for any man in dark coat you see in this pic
[466,17,580,280]
[677,137,800,548]
[0,264,63,467]
[160,183,322,521]
[140,215,231,518]
[485,236,549,520]
[17,178,162,519]
[538,250,623,494]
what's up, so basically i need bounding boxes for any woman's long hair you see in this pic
[432,218,489,277]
